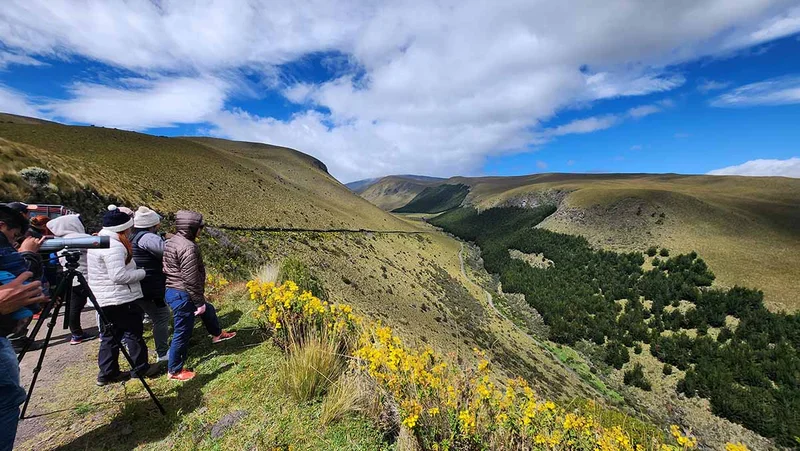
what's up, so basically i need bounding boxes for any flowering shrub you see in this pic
[247,279,360,349]
[205,273,230,297]
[247,278,750,451]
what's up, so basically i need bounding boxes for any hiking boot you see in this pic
[168,369,196,381]
[132,364,162,379]
[70,333,97,345]
[211,330,236,344]
[96,371,131,386]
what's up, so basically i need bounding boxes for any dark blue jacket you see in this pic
[0,234,42,336]
[131,230,166,302]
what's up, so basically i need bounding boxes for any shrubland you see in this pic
[431,206,800,446]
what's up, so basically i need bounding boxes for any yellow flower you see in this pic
[725,443,749,451]
[427,407,440,416]
[402,414,419,429]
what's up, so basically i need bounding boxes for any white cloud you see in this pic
[708,157,800,177]
[627,104,662,119]
[566,159,576,166]
[675,132,691,138]
[546,115,620,137]
[0,51,43,69]
[711,76,800,107]
[536,161,548,170]
[0,84,43,118]
[1,1,799,181]
[721,6,800,50]
[630,145,643,151]
[697,79,731,93]
[45,77,230,130]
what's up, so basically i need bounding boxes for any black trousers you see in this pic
[97,302,149,380]
[67,285,89,336]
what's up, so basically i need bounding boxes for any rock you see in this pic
[210,410,247,439]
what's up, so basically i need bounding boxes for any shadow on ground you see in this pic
[57,364,234,451]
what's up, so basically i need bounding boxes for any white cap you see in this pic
[134,206,161,228]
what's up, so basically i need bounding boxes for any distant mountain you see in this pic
[363,172,800,312]
[392,183,469,213]
[346,174,445,194]
[354,175,444,211]
[344,177,380,193]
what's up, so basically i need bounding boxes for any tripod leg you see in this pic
[62,280,73,332]
[77,273,166,415]
[18,282,69,419]
[16,275,72,364]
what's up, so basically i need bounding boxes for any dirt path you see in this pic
[14,307,102,447]
[457,242,495,310]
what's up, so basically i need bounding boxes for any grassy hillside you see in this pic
[364,172,800,312]
[392,184,469,213]
[358,176,445,211]
[0,118,415,231]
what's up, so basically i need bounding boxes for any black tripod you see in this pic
[16,250,166,418]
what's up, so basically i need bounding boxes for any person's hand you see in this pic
[194,303,207,316]
[0,272,47,315]
[18,236,45,253]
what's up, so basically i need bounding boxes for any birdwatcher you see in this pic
[87,205,160,386]
[130,206,172,364]
[163,210,235,381]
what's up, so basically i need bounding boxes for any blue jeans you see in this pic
[165,289,222,374]
[0,337,25,451]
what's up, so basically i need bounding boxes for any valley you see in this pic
[1,114,796,450]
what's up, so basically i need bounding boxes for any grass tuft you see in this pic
[252,263,280,284]
[320,373,369,426]
[279,332,346,402]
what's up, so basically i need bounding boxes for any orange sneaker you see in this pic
[212,330,236,344]
[167,369,196,381]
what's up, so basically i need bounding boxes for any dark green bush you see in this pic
[623,363,651,391]
[646,246,658,257]
[659,248,670,257]
[663,363,673,375]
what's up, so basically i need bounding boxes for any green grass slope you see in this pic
[0,118,416,231]
[392,183,469,213]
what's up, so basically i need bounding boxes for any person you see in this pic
[130,206,171,363]
[163,210,235,381]
[0,205,45,353]
[47,214,97,345]
[87,205,159,386]
[0,204,48,451]
[0,273,48,451]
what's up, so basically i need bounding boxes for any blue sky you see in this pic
[1,1,799,182]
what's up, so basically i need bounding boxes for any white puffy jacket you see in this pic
[87,229,146,307]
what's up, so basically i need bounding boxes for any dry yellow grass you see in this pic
[0,120,416,231]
